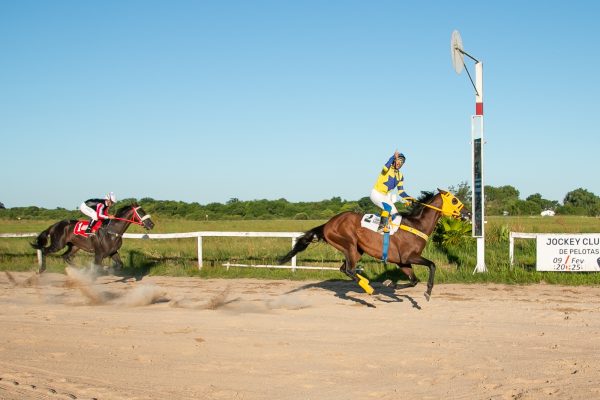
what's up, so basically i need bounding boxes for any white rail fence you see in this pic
[0,231,339,271]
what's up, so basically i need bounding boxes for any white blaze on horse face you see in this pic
[133,206,151,222]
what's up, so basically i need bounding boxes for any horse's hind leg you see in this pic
[38,252,46,274]
[38,239,66,273]
[61,244,79,266]
[340,250,373,294]
[339,250,361,280]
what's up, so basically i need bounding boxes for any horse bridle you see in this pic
[102,206,151,237]
[110,206,152,226]
[415,192,464,218]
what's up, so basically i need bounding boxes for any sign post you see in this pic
[451,30,487,272]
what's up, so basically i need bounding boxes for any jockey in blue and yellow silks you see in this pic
[370,151,414,232]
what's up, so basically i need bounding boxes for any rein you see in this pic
[416,202,444,213]
[112,216,144,225]
[111,207,151,226]
[414,192,464,218]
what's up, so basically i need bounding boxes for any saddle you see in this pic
[360,214,402,235]
[73,220,103,237]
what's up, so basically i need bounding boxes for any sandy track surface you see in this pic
[1,270,599,400]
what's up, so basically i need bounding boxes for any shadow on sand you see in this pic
[285,279,423,310]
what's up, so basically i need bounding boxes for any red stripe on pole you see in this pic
[476,102,483,115]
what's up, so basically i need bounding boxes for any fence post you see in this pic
[197,235,203,270]
[291,237,297,272]
[509,232,514,269]
[37,249,43,270]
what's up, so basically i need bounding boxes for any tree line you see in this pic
[1,184,599,220]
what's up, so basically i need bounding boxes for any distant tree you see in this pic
[356,197,375,214]
[448,181,471,205]
[3,187,599,221]
[525,193,559,211]
[510,199,542,215]
[560,188,600,216]
[340,202,359,213]
[485,185,520,215]
[485,185,520,202]
[319,209,335,219]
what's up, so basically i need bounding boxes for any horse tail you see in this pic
[277,224,325,264]
[30,227,52,250]
[30,220,71,251]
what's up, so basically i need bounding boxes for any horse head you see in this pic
[115,203,155,230]
[437,189,471,221]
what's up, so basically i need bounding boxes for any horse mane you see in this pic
[114,202,139,217]
[399,191,436,217]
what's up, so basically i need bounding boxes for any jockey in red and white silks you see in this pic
[79,192,116,234]
[370,151,414,232]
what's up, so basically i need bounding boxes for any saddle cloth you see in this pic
[73,220,102,237]
[360,214,402,235]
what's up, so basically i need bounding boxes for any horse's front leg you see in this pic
[409,256,436,301]
[383,264,420,289]
[110,252,124,270]
[92,252,104,269]
[402,266,420,287]
[88,237,106,271]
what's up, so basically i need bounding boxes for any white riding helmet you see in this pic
[105,192,116,203]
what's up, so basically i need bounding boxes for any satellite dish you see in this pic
[451,30,464,74]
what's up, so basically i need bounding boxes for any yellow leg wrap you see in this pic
[356,273,374,295]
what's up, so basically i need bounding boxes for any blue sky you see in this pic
[1,1,598,209]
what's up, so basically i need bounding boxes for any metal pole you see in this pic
[473,61,487,273]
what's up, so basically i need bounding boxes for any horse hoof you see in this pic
[424,291,431,301]
[382,279,394,288]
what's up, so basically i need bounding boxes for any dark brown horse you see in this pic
[31,203,154,272]
[278,189,470,300]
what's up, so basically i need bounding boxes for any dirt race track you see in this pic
[1,270,599,400]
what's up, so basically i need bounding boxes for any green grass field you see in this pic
[1,215,599,285]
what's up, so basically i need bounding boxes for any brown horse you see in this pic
[31,203,154,272]
[278,189,470,300]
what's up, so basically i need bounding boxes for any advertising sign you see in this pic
[536,234,600,272]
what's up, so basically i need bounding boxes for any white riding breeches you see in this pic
[370,189,398,215]
[79,203,97,220]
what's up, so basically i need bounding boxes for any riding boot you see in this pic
[377,211,389,233]
[86,219,96,235]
